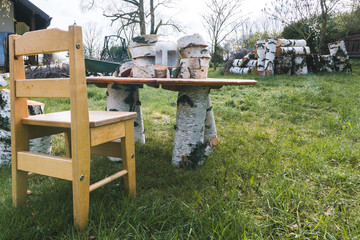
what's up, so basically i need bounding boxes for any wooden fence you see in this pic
[342,34,360,58]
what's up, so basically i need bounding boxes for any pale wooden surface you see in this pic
[86,76,257,87]
[10,34,29,208]
[15,28,69,56]
[90,121,125,146]
[17,151,72,181]
[10,25,137,232]
[89,170,128,192]
[16,79,70,98]
[121,120,136,198]
[91,141,122,158]
[22,111,137,128]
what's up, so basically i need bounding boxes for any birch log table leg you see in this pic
[107,83,145,144]
[172,86,210,167]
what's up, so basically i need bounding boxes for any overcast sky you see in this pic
[29,0,270,41]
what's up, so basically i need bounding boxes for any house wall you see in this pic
[0,3,15,33]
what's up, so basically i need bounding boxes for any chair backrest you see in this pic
[9,25,91,153]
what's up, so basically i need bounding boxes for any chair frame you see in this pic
[9,25,136,231]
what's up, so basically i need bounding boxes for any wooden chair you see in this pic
[9,25,136,231]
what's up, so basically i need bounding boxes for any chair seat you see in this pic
[22,111,137,128]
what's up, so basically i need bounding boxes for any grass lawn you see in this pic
[1,60,360,239]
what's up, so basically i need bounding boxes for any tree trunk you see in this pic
[230,67,252,74]
[107,84,145,144]
[150,0,155,34]
[256,39,266,76]
[139,0,146,35]
[265,38,277,75]
[172,86,210,167]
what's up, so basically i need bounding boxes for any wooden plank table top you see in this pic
[86,76,257,87]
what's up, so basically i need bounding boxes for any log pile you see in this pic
[172,34,217,167]
[229,50,257,74]
[230,39,351,76]
[0,89,52,165]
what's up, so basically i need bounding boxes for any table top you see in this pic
[86,76,257,87]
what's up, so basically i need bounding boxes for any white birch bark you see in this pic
[0,90,52,165]
[276,47,310,56]
[256,39,266,76]
[119,61,135,77]
[133,57,155,66]
[129,34,158,48]
[172,86,210,167]
[179,47,211,59]
[203,95,217,159]
[132,65,155,78]
[177,34,207,49]
[247,60,258,68]
[293,55,308,75]
[230,67,252,74]
[265,39,277,75]
[107,83,145,144]
[129,45,156,58]
[233,59,244,67]
[277,39,307,47]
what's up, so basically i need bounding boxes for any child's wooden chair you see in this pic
[9,25,136,231]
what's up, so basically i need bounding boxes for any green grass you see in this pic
[1,61,360,239]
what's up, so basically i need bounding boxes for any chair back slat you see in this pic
[16,78,70,98]
[14,28,69,56]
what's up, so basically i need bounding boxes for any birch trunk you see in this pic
[293,55,308,75]
[172,86,210,167]
[276,47,311,57]
[203,95,217,159]
[256,40,266,76]
[328,40,348,59]
[230,67,252,74]
[247,60,258,68]
[276,39,307,47]
[107,83,145,144]
[0,89,52,165]
[265,39,277,75]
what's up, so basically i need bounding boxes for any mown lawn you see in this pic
[1,61,360,239]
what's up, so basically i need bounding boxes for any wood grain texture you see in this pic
[15,28,69,56]
[10,34,29,208]
[16,79,70,98]
[90,121,126,146]
[91,141,122,158]
[89,170,128,192]
[121,120,136,198]
[22,111,137,128]
[17,151,72,181]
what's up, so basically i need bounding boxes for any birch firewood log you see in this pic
[276,39,307,47]
[321,55,335,73]
[265,39,277,75]
[328,40,348,59]
[256,39,266,76]
[294,55,308,74]
[247,60,258,68]
[0,89,52,165]
[230,67,252,74]
[129,34,158,48]
[276,47,311,57]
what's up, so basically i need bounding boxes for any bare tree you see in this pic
[83,22,102,59]
[337,0,360,36]
[319,0,341,53]
[80,0,180,37]
[202,0,243,70]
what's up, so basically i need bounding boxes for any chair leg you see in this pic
[71,145,91,231]
[12,169,28,207]
[121,120,136,198]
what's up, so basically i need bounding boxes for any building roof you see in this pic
[13,0,52,30]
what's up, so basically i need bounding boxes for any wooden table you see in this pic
[86,76,257,166]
